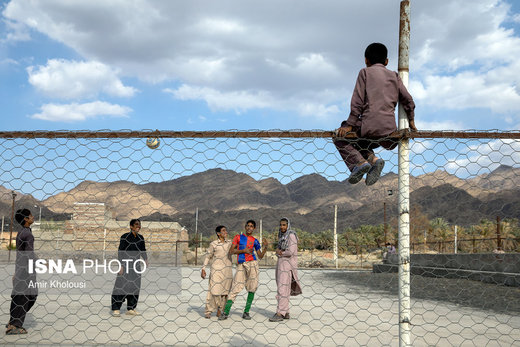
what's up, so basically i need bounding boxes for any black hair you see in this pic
[280,218,289,224]
[365,43,388,65]
[245,219,256,228]
[15,209,31,226]
[130,219,141,227]
[215,225,226,235]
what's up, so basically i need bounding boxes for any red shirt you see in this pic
[232,234,261,264]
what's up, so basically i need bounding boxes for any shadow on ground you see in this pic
[321,271,520,314]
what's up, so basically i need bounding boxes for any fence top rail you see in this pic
[1,130,520,139]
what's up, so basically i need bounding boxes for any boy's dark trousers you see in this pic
[8,294,37,327]
[334,127,397,172]
[111,294,139,311]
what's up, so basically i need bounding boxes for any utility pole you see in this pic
[0,216,4,246]
[496,216,502,251]
[8,191,16,263]
[384,202,387,245]
[260,219,263,244]
[334,205,338,269]
[194,207,199,265]
[454,226,458,254]
[34,205,42,224]
[384,189,393,245]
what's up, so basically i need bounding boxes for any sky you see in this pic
[1,0,520,132]
[1,0,520,198]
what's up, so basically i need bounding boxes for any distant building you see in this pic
[72,202,112,228]
[60,202,187,253]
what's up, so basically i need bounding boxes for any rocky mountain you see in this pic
[1,165,518,234]
[470,165,520,192]
[140,169,293,212]
[0,192,69,223]
[43,180,177,220]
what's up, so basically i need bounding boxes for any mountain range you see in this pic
[1,166,519,235]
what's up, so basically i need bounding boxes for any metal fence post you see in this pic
[496,216,502,251]
[334,205,338,269]
[8,191,16,263]
[454,226,458,254]
[398,1,412,345]
[175,241,178,267]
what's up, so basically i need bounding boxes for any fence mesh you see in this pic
[1,130,519,346]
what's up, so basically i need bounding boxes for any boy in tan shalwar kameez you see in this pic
[201,226,233,318]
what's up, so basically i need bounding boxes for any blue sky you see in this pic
[2,0,520,132]
[1,0,520,198]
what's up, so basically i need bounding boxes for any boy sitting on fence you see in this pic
[334,42,417,186]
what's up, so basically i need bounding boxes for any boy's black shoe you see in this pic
[269,313,284,322]
[218,313,228,321]
[348,162,371,184]
[242,312,251,320]
[283,313,290,320]
[366,159,385,186]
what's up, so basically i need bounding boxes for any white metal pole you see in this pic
[195,207,199,253]
[0,216,4,246]
[454,226,458,254]
[195,207,198,235]
[260,219,263,243]
[398,1,412,346]
[334,205,338,269]
[103,228,107,260]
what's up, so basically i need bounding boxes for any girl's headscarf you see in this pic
[278,217,298,250]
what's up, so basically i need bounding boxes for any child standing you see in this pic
[201,225,233,319]
[219,220,268,320]
[335,42,416,186]
[6,209,38,335]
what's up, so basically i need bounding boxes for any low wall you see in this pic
[374,253,520,287]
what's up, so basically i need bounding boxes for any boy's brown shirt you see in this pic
[343,63,415,138]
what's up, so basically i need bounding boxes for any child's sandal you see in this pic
[6,326,27,335]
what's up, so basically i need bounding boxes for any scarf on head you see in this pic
[278,217,297,251]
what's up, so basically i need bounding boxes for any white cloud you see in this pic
[196,18,245,34]
[0,58,19,66]
[411,66,520,114]
[164,85,342,119]
[415,120,465,131]
[30,101,131,122]
[445,139,520,175]
[3,0,520,125]
[410,140,434,155]
[165,85,272,113]
[0,0,379,121]
[27,59,137,99]
[409,0,520,119]
[1,18,30,42]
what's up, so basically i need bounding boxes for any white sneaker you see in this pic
[112,310,120,317]
[126,309,139,316]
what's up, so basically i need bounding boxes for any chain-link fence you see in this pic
[0,130,519,346]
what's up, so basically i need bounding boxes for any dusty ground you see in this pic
[1,266,519,346]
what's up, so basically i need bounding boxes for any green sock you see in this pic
[244,292,255,313]
[224,300,233,315]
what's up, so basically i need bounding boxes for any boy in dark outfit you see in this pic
[111,219,148,317]
[6,209,38,335]
[335,42,417,186]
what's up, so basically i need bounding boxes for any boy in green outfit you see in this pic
[219,220,267,320]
